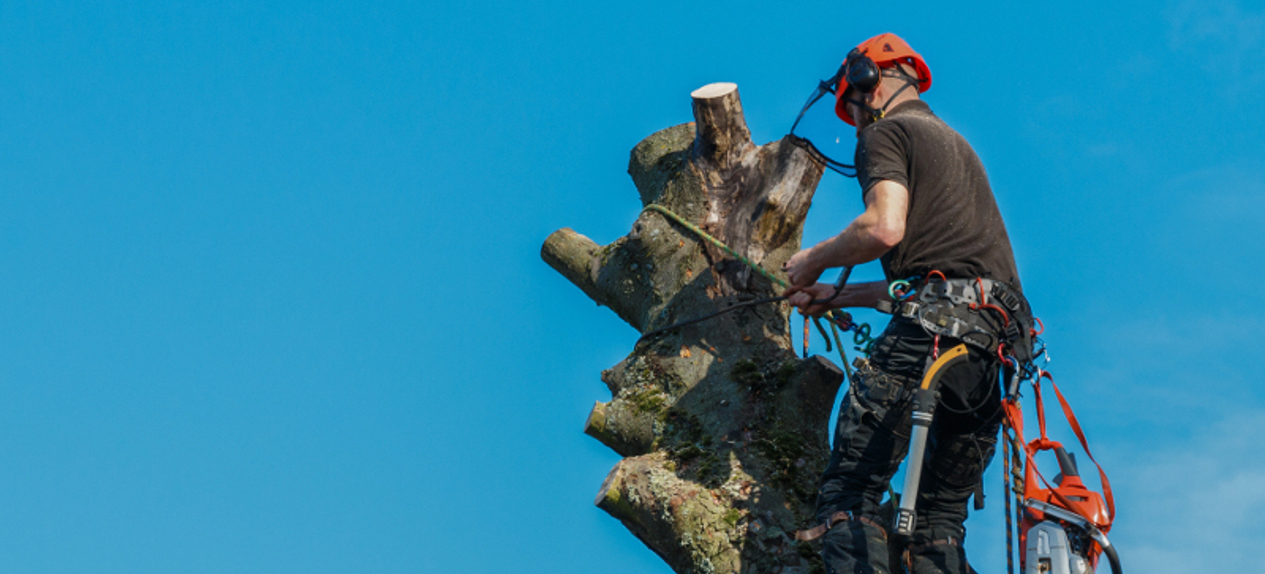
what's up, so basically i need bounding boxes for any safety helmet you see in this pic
[834,33,932,126]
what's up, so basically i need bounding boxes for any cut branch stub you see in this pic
[543,83,840,574]
[690,83,752,172]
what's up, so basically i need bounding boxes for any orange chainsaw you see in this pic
[1002,371,1121,574]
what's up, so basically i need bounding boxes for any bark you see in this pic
[543,83,842,574]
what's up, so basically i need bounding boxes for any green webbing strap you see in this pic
[642,204,851,371]
[643,204,788,288]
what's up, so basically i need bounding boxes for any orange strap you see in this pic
[1046,374,1116,522]
[1033,373,1049,442]
[1002,373,1116,529]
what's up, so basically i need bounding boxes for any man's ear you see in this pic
[865,83,884,108]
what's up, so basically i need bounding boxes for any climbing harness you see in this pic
[876,276,1036,364]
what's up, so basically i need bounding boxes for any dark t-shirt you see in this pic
[855,100,1021,291]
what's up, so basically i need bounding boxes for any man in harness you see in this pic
[783,33,1034,574]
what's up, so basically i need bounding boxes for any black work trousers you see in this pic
[816,319,1002,574]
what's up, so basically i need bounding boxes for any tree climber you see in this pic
[783,32,1032,574]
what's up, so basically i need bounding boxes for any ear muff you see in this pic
[844,48,881,95]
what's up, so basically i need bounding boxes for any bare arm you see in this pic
[783,180,909,290]
[786,281,891,316]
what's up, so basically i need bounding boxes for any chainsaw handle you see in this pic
[1054,445,1080,478]
[1088,527,1123,574]
[1102,541,1123,574]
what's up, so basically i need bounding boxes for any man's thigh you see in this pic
[816,363,919,521]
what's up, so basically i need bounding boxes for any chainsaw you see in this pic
[1005,373,1122,574]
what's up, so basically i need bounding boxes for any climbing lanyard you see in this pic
[636,204,869,372]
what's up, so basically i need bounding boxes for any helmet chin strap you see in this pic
[847,67,923,124]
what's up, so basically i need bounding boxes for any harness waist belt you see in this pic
[876,278,1033,356]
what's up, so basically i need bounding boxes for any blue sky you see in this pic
[1,1,1262,572]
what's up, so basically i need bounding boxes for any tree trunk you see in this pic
[543,83,841,574]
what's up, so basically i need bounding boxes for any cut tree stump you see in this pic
[543,83,844,574]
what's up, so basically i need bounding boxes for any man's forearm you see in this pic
[786,280,892,316]
[783,181,907,290]
[802,183,907,273]
[833,281,891,309]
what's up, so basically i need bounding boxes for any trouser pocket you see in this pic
[816,366,918,521]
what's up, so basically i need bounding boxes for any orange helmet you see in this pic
[834,33,932,126]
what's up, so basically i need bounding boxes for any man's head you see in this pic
[834,33,931,131]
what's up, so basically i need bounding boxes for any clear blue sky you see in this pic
[1,1,1261,572]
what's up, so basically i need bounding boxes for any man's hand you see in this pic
[787,282,842,317]
[782,248,823,294]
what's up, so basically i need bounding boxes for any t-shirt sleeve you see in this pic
[856,122,909,195]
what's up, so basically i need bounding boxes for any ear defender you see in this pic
[844,49,881,95]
